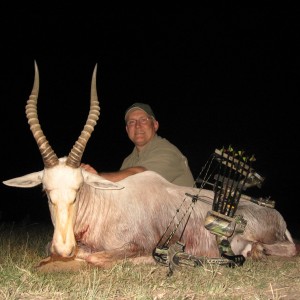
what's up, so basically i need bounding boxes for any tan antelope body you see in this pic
[3,62,297,271]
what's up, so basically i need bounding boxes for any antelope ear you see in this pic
[82,170,124,190]
[3,171,44,188]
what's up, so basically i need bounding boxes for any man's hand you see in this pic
[81,163,98,174]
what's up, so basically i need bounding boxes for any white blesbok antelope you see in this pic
[3,62,297,272]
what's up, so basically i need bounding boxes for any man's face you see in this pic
[125,109,159,150]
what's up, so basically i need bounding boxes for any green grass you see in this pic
[0,222,299,299]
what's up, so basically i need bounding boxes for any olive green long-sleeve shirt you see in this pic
[120,135,194,187]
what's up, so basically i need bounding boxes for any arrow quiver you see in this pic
[199,146,272,261]
[152,146,275,276]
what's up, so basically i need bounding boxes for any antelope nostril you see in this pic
[67,246,75,257]
[52,244,59,255]
[52,244,75,258]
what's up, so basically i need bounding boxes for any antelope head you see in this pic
[3,62,122,257]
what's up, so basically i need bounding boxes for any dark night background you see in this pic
[1,5,299,239]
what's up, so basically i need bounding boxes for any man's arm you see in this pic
[81,163,146,182]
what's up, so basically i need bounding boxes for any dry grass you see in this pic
[0,222,299,300]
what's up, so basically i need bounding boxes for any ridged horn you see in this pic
[66,64,100,168]
[25,61,59,168]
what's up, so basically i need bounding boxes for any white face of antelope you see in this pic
[3,61,101,259]
[3,156,124,258]
[44,158,83,257]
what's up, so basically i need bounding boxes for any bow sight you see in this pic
[152,146,275,276]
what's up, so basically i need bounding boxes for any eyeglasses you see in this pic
[126,116,152,127]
